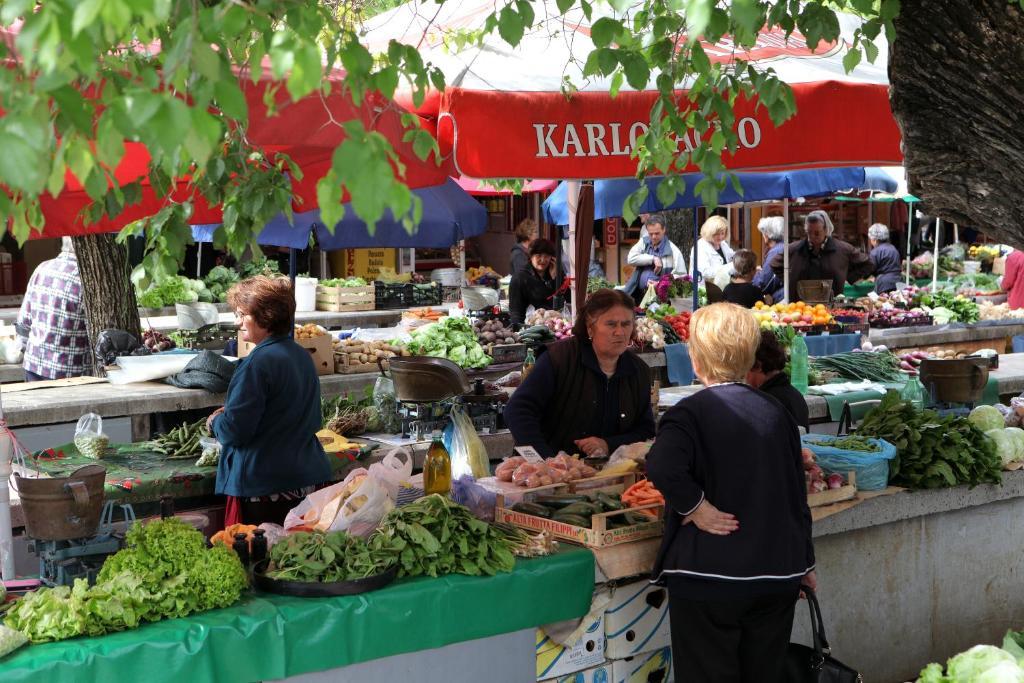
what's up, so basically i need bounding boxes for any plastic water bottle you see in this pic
[790,334,809,395]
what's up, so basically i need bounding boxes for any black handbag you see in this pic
[785,589,862,683]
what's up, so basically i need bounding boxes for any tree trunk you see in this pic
[71,234,141,377]
[890,0,1024,244]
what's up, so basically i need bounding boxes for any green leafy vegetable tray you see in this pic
[253,562,397,598]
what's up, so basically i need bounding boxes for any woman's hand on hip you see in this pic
[800,570,818,599]
[574,437,608,457]
[683,500,739,535]
[206,407,225,433]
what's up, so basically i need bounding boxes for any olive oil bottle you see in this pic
[424,430,452,496]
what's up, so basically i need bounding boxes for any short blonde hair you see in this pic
[688,303,760,384]
[700,215,730,241]
[514,218,538,243]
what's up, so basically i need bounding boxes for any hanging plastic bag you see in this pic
[639,281,659,309]
[451,475,497,521]
[74,413,110,459]
[443,406,490,479]
[373,374,402,434]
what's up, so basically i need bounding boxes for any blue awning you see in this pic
[193,178,487,249]
[541,168,899,225]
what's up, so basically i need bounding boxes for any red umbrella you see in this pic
[369,1,902,179]
[17,68,452,238]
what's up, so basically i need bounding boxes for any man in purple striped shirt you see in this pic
[16,238,91,381]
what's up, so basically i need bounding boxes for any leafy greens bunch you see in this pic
[4,518,247,643]
[855,392,1001,489]
[266,530,395,582]
[368,495,516,578]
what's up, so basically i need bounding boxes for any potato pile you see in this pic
[295,323,328,339]
[472,318,517,350]
[334,338,410,365]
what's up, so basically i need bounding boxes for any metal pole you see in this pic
[954,224,959,246]
[783,198,790,303]
[906,207,914,286]
[691,207,699,310]
[567,180,581,319]
[196,242,203,279]
[932,218,942,293]
[289,248,298,284]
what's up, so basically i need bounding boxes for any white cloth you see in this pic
[690,238,735,284]
[626,239,688,277]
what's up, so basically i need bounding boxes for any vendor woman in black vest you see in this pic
[504,288,656,457]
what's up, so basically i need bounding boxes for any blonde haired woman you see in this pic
[690,215,735,288]
[647,302,815,682]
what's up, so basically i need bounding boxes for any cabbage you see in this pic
[947,645,1019,681]
[975,662,1024,682]
[971,406,1007,433]
[1006,428,1024,462]
[987,429,1018,467]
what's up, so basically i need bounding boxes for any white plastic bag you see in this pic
[608,441,652,467]
[367,447,414,500]
[283,467,394,538]
[74,413,110,459]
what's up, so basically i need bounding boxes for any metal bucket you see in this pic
[15,464,106,541]
[379,355,470,402]
[919,358,990,404]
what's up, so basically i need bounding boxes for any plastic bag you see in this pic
[256,523,288,548]
[608,441,652,466]
[94,329,148,367]
[74,413,110,459]
[367,447,414,501]
[443,406,490,479]
[639,281,659,309]
[451,475,497,521]
[284,467,395,538]
[0,624,28,659]
[373,375,402,434]
[801,433,897,491]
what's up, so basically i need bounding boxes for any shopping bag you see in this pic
[785,589,862,682]
[443,406,490,479]
[283,467,394,538]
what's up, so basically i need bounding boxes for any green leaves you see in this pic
[498,6,525,47]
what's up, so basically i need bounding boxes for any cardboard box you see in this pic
[237,333,334,375]
[604,581,671,659]
[536,614,606,680]
[544,663,614,683]
[610,647,673,683]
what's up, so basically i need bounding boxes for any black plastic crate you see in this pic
[410,282,442,307]
[374,282,413,309]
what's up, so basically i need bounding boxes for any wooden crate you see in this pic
[807,471,857,508]
[316,284,375,312]
[494,473,664,549]
[334,353,380,375]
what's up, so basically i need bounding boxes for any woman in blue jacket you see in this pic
[207,276,331,525]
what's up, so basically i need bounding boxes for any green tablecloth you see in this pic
[816,376,1001,421]
[0,547,594,683]
[841,278,938,299]
[25,441,374,504]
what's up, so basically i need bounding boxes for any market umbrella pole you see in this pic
[783,198,791,303]
[932,218,942,292]
[691,207,699,310]
[906,209,914,286]
[566,181,580,318]
[573,185,595,315]
[0,393,14,581]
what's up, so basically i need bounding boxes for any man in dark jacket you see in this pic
[770,210,873,300]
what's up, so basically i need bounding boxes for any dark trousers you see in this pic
[24,370,48,382]
[668,586,798,683]
[239,497,296,526]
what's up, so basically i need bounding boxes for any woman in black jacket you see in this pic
[746,330,810,432]
[647,303,816,683]
[504,288,655,457]
[508,239,559,327]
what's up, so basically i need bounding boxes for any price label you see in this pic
[514,446,544,463]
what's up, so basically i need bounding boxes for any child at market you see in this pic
[722,249,767,308]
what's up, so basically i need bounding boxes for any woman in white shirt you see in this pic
[690,215,735,289]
